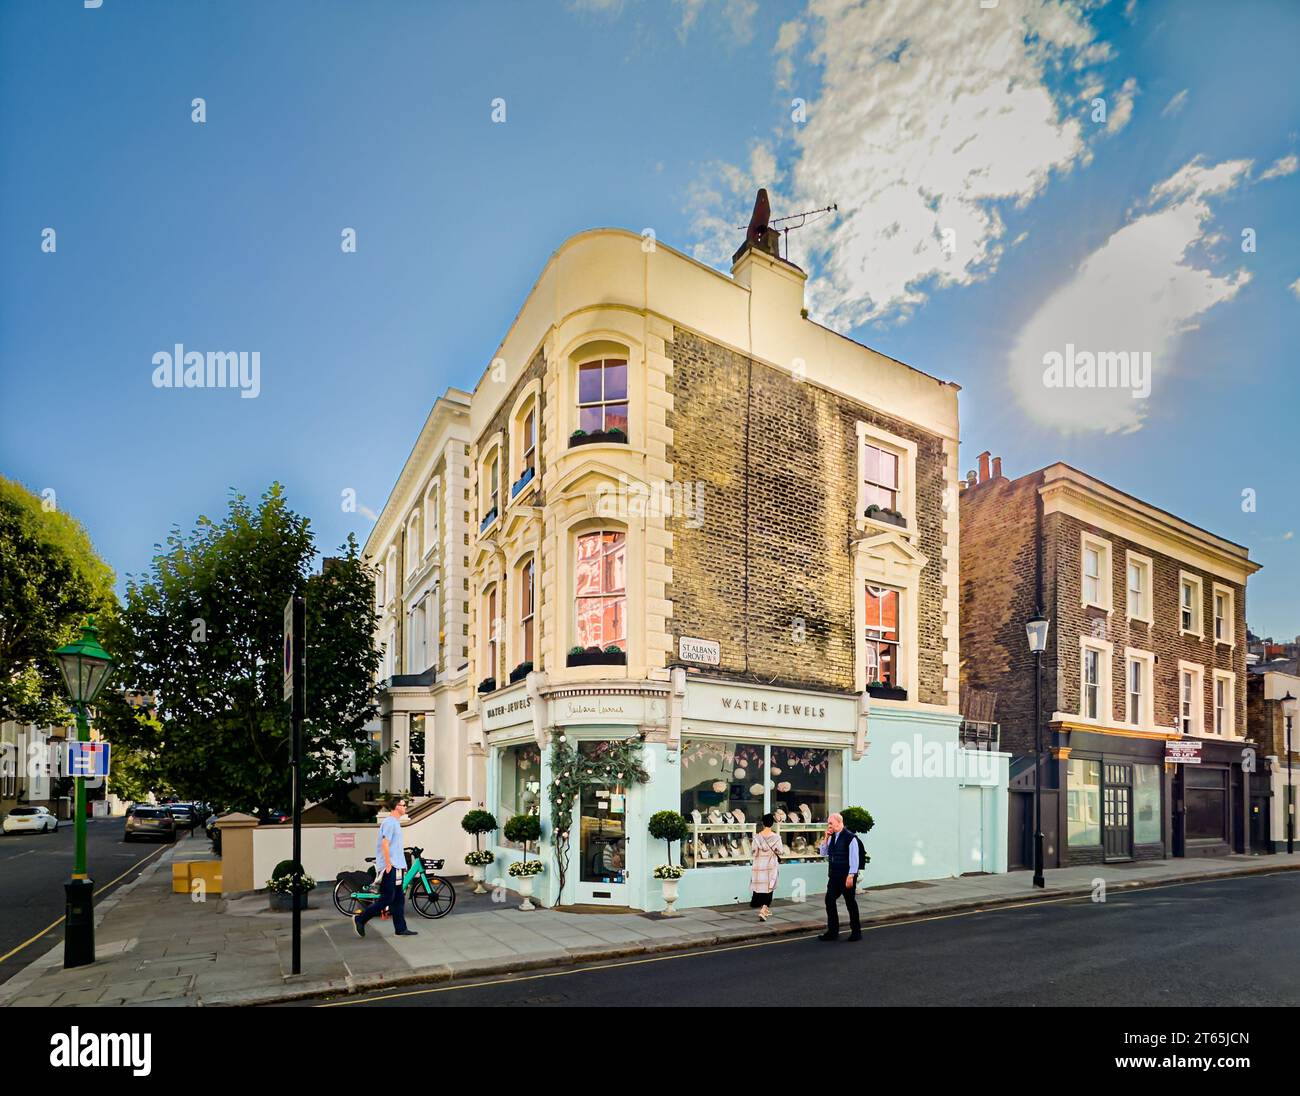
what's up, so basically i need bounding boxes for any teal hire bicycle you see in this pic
[332,846,456,919]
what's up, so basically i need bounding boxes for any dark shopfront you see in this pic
[1058,730,1249,864]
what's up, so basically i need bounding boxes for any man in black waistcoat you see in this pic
[817,811,861,941]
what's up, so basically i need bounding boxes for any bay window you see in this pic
[574,531,626,649]
[576,358,628,436]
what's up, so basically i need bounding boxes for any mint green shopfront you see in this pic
[482,674,1010,913]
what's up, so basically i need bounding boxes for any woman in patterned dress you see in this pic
[749,813,785,920]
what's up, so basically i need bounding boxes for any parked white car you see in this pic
[2,806,59,834]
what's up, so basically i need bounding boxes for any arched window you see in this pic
[574,531,626,649]
[384,546,398,603]
[519,556,536,666]
[423,480,439,556]
[374,566,385,611]
[483,584,500,683]
[405,513,420,577]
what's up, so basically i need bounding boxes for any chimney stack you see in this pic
[992,456,1002,479]
[977,451,991,483]
[966,470,977,488]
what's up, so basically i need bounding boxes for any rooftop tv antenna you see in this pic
[736,198,838,263]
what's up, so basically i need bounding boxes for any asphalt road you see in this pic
[0,816,199,984]
[304,871,1300,1007]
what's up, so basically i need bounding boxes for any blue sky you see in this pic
[1,0,1297,638]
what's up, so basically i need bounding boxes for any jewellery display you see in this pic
[682,820,830,867]
[775,821,829,862]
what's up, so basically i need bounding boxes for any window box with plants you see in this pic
[509,660,533,684]
[864,504,907,529]
[566,644,626,668]
[510,467,536,498]
[568,426,627,449]
[866,680,907,701]
[477,676,497,695]
[265,860,315,911]
[479,507,499,534]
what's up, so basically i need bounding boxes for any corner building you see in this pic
[399,219,1007,911]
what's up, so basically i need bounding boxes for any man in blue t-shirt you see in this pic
[353,799,418,938]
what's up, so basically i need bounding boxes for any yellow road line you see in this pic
[0,842,170,966]
[314,871,1298,1007]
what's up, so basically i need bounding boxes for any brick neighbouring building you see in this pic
[1246,656,1299,852]
[960,457,1259,868]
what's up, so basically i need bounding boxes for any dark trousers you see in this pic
[357,866,407,933]
[825,873,860,936]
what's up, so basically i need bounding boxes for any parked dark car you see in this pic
[124,806,176,843]
[166,803,201,830]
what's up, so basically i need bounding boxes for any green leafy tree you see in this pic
[0,476,116,723]
[94,485,383,816]
[648,810,689,866]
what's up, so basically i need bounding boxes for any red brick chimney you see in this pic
[992,456,1002,479]
[977,451,991,483]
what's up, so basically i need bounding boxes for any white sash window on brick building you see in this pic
[863,585,901,687]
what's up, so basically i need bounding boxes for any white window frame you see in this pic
[1124,648,1155,729]
[1179,572,1204,638]
[407,597,428,674]
[404,512,420,578]
[508,380,543,506]
[863,583,903,689]
[1212,583,1235,647]
[1178,660,1204,735]
[384,545,398,604]
[1212,670,1235,736]
[854,422,917,535]
[423,478,440,558]
[483,584,500,684]
[1125,551,1153,626]
[1080,532,1112,612]
[1079,636,1113,723]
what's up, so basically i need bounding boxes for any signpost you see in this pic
[283,594,306,975]
[678,636,721,666]
[64,740,111,779]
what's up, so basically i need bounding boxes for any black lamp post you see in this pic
[1283,691,1296,855]
[53,618,116,968]
[1026,610,1050,888]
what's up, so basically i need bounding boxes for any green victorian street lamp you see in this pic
[54,618,116,968]
[1025,610,1050,889]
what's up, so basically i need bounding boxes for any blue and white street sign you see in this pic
[64,740,111,778]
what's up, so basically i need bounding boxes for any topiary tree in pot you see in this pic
[648,810,690,916]
[503,813,543,909]
[461,808,498,892]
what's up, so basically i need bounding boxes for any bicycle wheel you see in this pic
[408,875,455,919]
[333,879,366,916]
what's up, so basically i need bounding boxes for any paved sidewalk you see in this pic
[3,837,1296,1007]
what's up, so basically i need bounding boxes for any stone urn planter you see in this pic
[470,864,488,894]
[268,889,313,911]
[516,874,537,911]
[660,876,681,917]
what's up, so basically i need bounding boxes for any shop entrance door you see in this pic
[1103,763,1133,861]
[576,778,629,905]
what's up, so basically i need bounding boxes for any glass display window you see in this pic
[498,742,541,849]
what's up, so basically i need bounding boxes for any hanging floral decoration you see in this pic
[549,736,650,894]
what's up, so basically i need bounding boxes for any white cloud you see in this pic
[675,0,757,43]
[1161,88,1189,117]
[687,0,1123,327]
[1260,153,1298,180]
[1107,77,1138,134]
[1290,277,1300,300]
[1009,157,1254,435]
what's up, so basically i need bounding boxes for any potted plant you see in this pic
[461,808,498,893]
[504,813,543,909]
[864,504,906,529]
[841,806,875,871]
[477,676,497,694]
[649,810,689,915]
[479,507,498,533]
[266,859,315,911]
[509,660,533,684]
